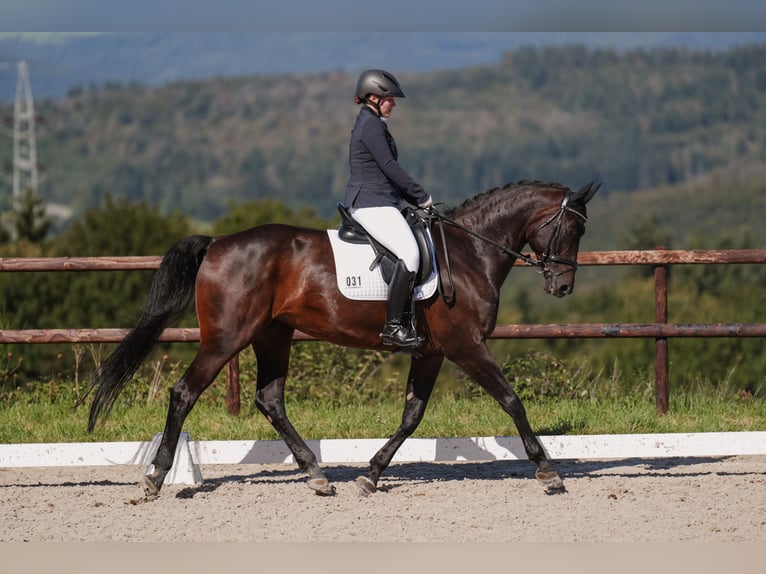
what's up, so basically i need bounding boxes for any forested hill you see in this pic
[2,33,763,102]
[1,43,766,240]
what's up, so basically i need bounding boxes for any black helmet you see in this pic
[355,69,406,100]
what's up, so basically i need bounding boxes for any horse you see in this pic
[85,179,599,498]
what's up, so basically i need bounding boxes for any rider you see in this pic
[344,69,433,350]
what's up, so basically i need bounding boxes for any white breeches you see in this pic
[349,206,420,272]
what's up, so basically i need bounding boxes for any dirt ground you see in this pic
[1,455,764,543]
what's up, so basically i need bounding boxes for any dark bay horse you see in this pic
[86,179,599,497]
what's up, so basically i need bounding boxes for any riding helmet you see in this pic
[355,69,406,100]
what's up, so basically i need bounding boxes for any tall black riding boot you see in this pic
[380,259,423,350]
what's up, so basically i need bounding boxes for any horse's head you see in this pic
[526,181,600,298]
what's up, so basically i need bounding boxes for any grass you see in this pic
[0,390,764,444]
[1,346,763,444]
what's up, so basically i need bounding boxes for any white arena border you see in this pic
[1,431,764,486]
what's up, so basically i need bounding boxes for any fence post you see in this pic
[654,246,669,414]
[226,355,241,416]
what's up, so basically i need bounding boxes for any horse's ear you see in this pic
[572,181,601,204]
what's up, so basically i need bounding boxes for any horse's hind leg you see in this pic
[452,344,566,494]
[143,346,231,497]
[253,324,335,496]
[356,354,444,495]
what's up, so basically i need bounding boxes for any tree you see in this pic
[0,217,10,244]
[54,194,191,257]
[211,198,337,236]
[0,196,196,379]
[49,195,194,327]
[7,187,51,243]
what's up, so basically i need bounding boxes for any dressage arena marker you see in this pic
[0,431,764,485]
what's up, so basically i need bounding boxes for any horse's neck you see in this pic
[452,187,558,283]
[457,188,545,250]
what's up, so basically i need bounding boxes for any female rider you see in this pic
[343,69,433,350]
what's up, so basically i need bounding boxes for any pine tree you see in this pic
[12,187,51,243]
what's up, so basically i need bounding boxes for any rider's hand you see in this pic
[418,196,434,209]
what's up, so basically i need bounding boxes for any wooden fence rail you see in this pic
[1,248,765,414]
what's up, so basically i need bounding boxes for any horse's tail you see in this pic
[85,234,213,432]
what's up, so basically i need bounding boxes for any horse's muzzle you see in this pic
[553,283,573,297]
[544,271,575,298]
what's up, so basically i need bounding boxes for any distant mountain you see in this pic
[2,32,765,102]
[3,42,766,237]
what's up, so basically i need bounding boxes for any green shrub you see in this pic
[235,343,397,406]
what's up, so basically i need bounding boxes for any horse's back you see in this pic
[197,223,334,303]
[204,223,329,268]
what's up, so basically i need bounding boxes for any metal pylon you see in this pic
[12,61,39,212]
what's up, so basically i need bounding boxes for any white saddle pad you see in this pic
[327,229,439,301]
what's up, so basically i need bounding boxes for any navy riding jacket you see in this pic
[343,106,429,209]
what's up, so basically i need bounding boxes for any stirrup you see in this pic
[380,323,423,349]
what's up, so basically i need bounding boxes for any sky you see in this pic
[1,1,765,32]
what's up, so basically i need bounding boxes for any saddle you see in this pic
[336,202,435,286]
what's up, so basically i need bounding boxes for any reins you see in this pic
[426,209,538,305]
[421,189,587,304]
[429,209,541,266]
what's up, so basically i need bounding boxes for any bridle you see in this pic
[424,190,588,303]
[527,190,587,276]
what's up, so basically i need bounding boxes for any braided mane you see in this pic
[446,180,568,217]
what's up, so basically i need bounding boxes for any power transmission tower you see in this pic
[12,60,39,212]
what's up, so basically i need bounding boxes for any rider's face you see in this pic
[377,96,396,118]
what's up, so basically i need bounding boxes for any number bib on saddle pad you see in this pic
[327,230,439,301]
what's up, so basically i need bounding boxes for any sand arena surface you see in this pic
[1,455,764,543]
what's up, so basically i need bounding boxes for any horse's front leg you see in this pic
[252,327,334,496]
[451,344,566,494]
[356,354,444,495]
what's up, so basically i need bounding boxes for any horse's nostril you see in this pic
[558,284,572,297]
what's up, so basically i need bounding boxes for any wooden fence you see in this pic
[1,248,765,414]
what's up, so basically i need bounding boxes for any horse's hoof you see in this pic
[355,476,377,496]
[536,470,567,495]
[307,477,336,496]
[142,475,161,498]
